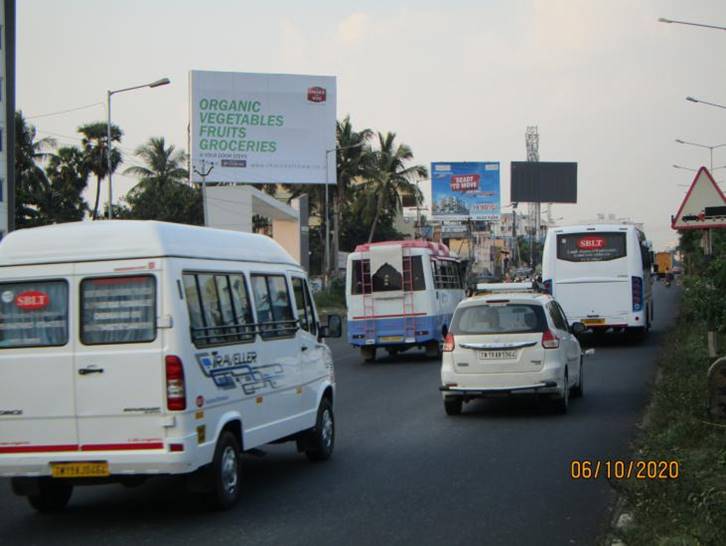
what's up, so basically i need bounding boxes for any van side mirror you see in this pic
[571,322,586,336]
[319,314,342,339]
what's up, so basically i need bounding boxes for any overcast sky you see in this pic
[17,0,726,250]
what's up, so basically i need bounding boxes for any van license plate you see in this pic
[583,318,605,325]
[51,462,109,478]
[478,350,517,360]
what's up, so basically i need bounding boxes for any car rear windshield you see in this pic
[451,303,547,335]
[556,232,626,262]
[0,280,69,348]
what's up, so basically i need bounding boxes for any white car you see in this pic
[440,283,588,415]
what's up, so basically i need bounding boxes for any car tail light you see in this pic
[165,355,186,411]
[443,332,455,352]
[542,329,560,349]
[543,279,552,294]
[631,276,643,312]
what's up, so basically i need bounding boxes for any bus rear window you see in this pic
[0,280,69,348]
[556,232,626,262]
[352,257,426,294]
[81,276,156,345]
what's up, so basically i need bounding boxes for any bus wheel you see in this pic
[361,346,376,362]
[385,347,400,357]
[425,341,441,359]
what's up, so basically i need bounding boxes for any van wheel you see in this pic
[425,341,441,359]
[209,431,242,510]
[27,479,73,513]
[571,358,584,398]
[553,371,569,414]
[444,397,463,416]
[305,398,335,462]
[361,346,376,362]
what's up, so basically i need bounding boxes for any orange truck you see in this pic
[654,251,673,278]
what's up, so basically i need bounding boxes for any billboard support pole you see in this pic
[193,160,214,226]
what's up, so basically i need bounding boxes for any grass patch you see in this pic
[313,278,346,311]
[614,319,726,545]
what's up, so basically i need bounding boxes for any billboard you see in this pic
[510,162,577,203]
[431,162,500,220]
[190,70,336,185]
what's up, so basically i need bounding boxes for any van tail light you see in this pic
[443,333,455,352]
[631,276,643,312]
[543,279,552,295]
[165,355,186,411]
[542,329,560,349]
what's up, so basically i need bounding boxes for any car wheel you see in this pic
[444,397,463,416]
[425,341,441,359]
[27,479,73,513]
[361,346,376,362]
[305,398,335,462]
[209,431,242,510]
[571,358,584,398]
[553,371,569,414]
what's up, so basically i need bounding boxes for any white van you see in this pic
[542,224,653,336]
[0,221,341,511]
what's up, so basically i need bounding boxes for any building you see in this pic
[0,0,15,239]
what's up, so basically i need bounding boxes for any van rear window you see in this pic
[556,232,626,262]
[0,280,68,348]
[81,276,156,345]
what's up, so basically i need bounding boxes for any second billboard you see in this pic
[431,162,500,221]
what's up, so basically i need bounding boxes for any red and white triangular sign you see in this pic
[671,166,726,230]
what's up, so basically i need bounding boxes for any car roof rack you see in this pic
[472,281,546,295]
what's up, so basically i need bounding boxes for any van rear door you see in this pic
[0,269,78,453]
[73,269,167,451]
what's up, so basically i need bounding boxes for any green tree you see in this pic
[14,111,56,228]
[363,132,427,242]
[78,122,123,220]
[42,146,90,223]
[122,136,202,225]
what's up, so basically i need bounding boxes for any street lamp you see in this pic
[674,139,726,172]
[324,142,364,283]
[658,18,726,31]
[685,96,726,111]
[106,77,170,219]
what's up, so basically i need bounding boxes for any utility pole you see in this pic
[193,160,214,226]
[525,126,540,268]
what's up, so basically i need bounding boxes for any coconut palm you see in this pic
[42,146,90,223]
[364,132,427,242]
[78,122,123,220]
[123,136,188,190]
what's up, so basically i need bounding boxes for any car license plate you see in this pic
[51,462,109,478]
[380,335,402,342]
[583,318,605,325]
[478,350,518,360]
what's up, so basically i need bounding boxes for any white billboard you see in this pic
[190,70,336,185]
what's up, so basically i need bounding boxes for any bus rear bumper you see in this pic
[347,315,444,347]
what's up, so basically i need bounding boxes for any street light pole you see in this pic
[106,77,170,220]
[658,18,726,31]
[674,139,726,172]
[686,96,726,111]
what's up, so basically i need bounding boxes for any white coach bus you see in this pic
[542,224,653,337]
[0,221,341,512]
[346,240,465,362]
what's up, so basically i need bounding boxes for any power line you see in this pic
[25,102,104,120]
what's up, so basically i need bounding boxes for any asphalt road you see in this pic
[0,282,680,546]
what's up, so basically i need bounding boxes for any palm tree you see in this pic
[364,132,427,242]
[123,136,188,190]
[14,111,56,228]
[333,116,374,271]
[78,122,122,220]
[42,146,90,223]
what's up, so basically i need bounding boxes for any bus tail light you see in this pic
[543,279,552,294]
[165,355,187,411]
[542,329,560,349]
[631,276,643,312]
[443,333,455,352]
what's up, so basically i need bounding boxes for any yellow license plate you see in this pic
[51,462,110,478]
[380,336,402,342]
[583,319,605,325]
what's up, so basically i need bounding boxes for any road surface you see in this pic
[0,282,680,545]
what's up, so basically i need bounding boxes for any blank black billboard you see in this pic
[510,162,578,203]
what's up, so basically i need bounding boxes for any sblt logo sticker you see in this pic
[15,290,50,311]
[577,236,606,250]
[307,87,327,103]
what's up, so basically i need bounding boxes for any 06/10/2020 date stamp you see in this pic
[570,460,680,480]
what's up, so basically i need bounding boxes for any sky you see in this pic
[16,0,726,251]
